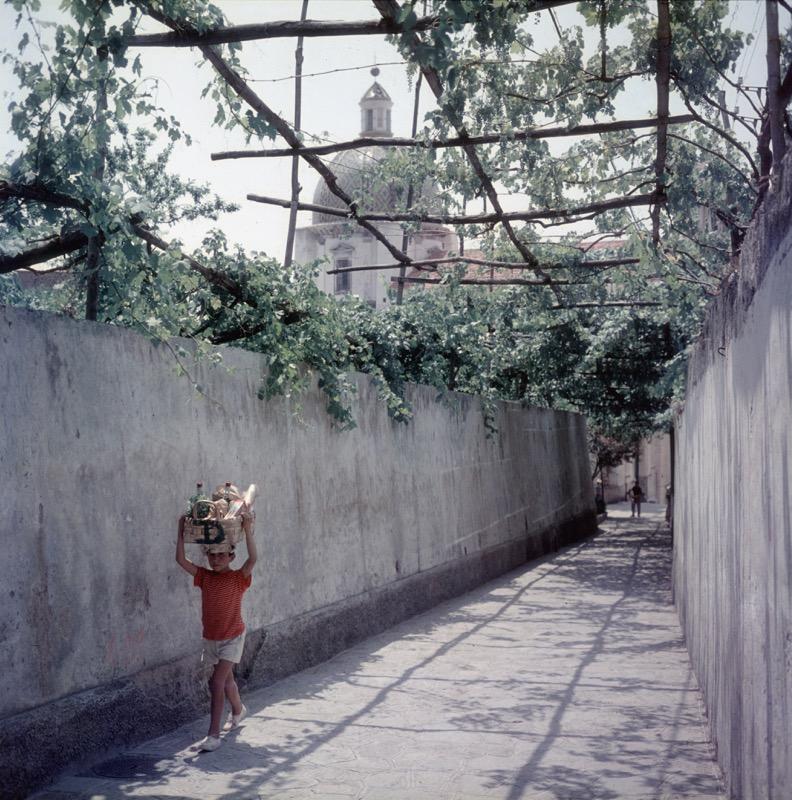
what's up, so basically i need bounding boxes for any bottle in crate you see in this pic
[187,481,204,516]
[191,483,213,522]
[184,482,224,545]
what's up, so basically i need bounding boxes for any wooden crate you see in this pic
[183,516,243,547]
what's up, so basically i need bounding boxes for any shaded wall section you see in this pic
[674,156,792,800]
[0,305,596,797]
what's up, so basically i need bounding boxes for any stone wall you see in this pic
[674,157,792,800]
[0,305,596,797]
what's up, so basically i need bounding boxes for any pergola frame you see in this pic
[4,1,788,308]
[122,0,681,302]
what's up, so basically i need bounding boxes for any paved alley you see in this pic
[34,506,725,800]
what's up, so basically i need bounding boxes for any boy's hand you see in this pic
[240,511,258,577]
[176,515,198,576]
[241,511,255,535]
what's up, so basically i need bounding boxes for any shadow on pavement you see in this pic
[45,508,724,800]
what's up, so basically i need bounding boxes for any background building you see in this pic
[295,71,455,308]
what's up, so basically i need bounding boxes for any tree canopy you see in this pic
[1,0,789,452]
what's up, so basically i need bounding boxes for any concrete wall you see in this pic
[674,157,792,800]
[0,305,596,797]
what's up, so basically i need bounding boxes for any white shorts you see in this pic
[202,631,246,665]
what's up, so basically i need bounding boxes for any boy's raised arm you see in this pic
[176,515,199,576]
[240,512,258,578]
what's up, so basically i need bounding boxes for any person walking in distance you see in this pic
[176,512,257,751]
[665,483,673,525]
[630,481,644,518]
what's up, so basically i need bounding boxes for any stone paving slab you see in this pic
[33,506,725,799]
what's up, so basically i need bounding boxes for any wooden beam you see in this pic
[327,256,640,274]
[1,212,266,314]
[126,1,578,47]
[247,191,662,224]
[248,193,352,218]
[550,301,661,309]
[130,223,259,309]
[211,115,695,161]
[390,276,578,286]
[125,16,440,47]
[0,231,88,273]
[0,181,90,214]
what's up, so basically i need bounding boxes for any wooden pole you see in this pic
[283,0,309,268]
[766,0,786,179]
[459,197,466,256]
[717,89,741,256]
[652,0,671,246]
[396,68,424,305]
[85,45,108,321]
[669,422,675,537]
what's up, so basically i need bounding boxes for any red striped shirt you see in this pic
[193,567,252,641]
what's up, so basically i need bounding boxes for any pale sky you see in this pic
[0,0,781,262]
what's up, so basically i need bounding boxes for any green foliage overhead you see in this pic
[2,0,786,460]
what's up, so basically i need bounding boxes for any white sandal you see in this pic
[198,735,222,752]
[223,703,247,731]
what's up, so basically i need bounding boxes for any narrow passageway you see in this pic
[37,506,724,800]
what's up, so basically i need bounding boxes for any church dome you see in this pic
[312,146,428,224]
[311,72,442,225]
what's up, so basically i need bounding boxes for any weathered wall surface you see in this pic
[0,305,595,797]
[674,158,792,800]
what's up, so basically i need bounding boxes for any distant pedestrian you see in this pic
[665,484,673,524]
[630,481,644,517]
[176,512,257,752]
[595,480,606,514]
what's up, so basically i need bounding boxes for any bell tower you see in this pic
[359,67,393,137]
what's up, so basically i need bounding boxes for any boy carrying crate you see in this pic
[176,506,257,752]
